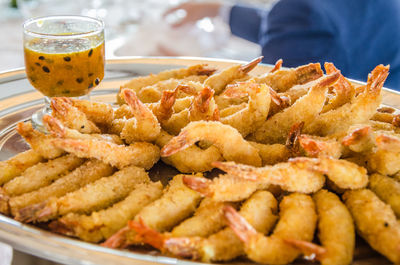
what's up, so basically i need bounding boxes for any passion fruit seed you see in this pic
[76,77,84,83]
[64,56,71,62]
[42,66,50,73]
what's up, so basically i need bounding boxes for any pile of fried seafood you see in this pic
[1,57,400,265]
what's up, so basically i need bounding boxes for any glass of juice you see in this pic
[23,15,105,130]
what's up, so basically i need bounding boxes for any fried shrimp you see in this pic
[137,75,207,103]
[288,157,368,190]
[255,62,324,92]
[51,138,160,169]
[161,121,261,167]
[117,64,216,103]
[0,149,43,185]
[18,165,150,223]
[220,82,271,137]
[66,98,114,129]
[369,173,400,218]
[183,174,269,202]
[170,198,232,238]
[155,130,222,172]
[252,72,340,144]
[16,122,64,159]
[343,189,400,264]
[304,65,389,136]
[308,190,355,265]
[9,160,113,216]
[102,174,203,248]
[118,89,161,143]
[204,57,262,94]
[131,190,278,262]
[212,160,325,194]
[3,154,84,196]
[49,181,163,242]
[43,115,123,144]
[51,97,101,134]
[225,193,317,265]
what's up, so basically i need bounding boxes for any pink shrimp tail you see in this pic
[43,115,66,138]
[160,131,189,157]
[129,217,165,250]
[270,59,283,73]
[239,56,263,74]
[223,205,256,243]
[101,226,130,248]
[182,176,212,196]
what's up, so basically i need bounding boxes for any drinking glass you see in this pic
[23,15,105,130]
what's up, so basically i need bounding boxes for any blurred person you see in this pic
[165,0,400,90]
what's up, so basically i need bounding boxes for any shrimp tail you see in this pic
[341,126,372,146]
[50,97,72,116]
[196,66,217,76]
[129,218,166,250]
[182,176,212,196]
[101,226,130,248]
[48,219,75,236]
[194,87,214,114]
[15,202,48,223]
[158,89,178,121]
[160,131,190,157]
[283,238,326,261]
[223,205,256,243]
[367,65,389,97]
[43,115,66,138]
[176,84,197,95]
[240,56,263,74]
[285,122,304,156]
[270,59,283,73]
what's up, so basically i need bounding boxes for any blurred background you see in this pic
[0,0,279,72]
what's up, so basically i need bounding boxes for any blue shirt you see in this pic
[229,0,400,90]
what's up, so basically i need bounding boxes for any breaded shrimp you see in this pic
[49,181,163,242]
[212,160,325,194]
[155,130,222,173]
[343,189,400,264]
[131,191,278,262]
[252,72,340,144]
[255,62,324,92]
[17,165,150,223]
[220,82,271,137]
[137,76,208,103]
[305,65,389,136]
[170,198,232,238]
[117,64,216,104]
[161,121,261,167]
[102,174,203,248]
[204,57,262,95]
[118,89,161,143]
[341,125,375,153]
[66,98,114,129]
[16,122,64,159]
[3,154,84,196]
[225,193,317,264]
[43,115,123,144]
[297,190,355,265]
[289,157,368,190]
[51,97,101,134]
[369,173,400,218]
[51,138,160,169]
[0,149,43,185]
[183,174,270,202]
[9,160,113,216]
